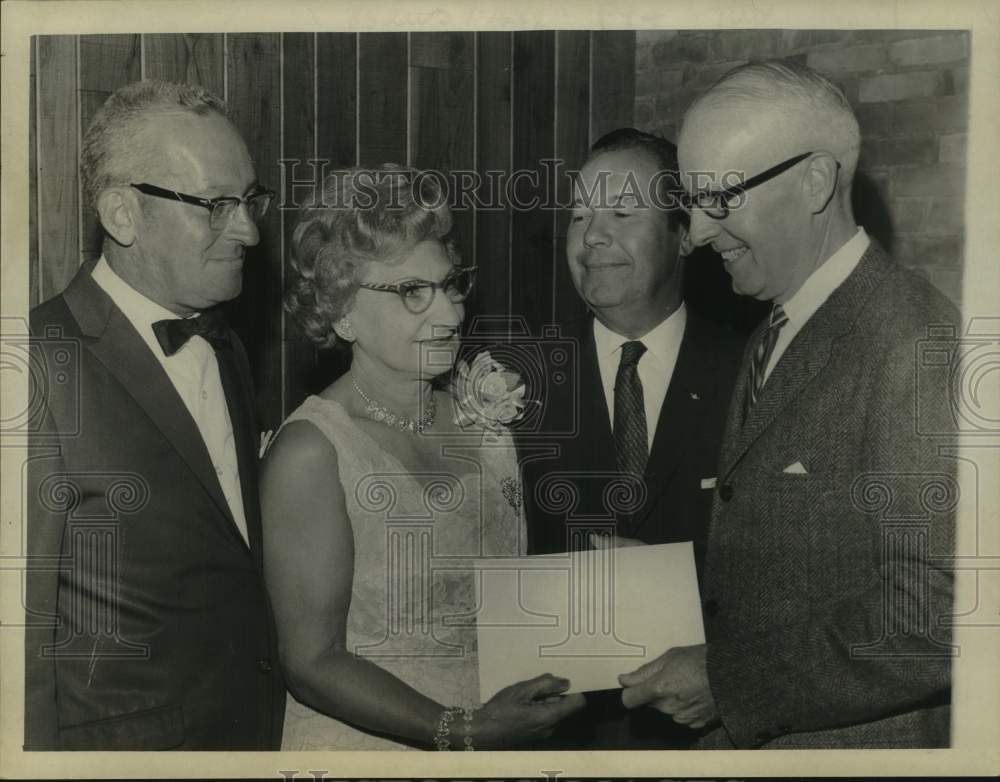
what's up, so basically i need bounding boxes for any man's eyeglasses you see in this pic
[130,182,275,230]
[358,266,477,315]
[677,151,836,220]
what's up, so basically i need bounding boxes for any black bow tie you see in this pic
[152,310,231,356]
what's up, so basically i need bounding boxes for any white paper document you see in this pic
[474,541,705,700]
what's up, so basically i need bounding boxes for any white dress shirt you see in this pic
[594,303,687,453]
[92,257,249,546]
[765,227,870,382]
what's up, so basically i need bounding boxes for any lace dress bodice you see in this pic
[279,395,524,750]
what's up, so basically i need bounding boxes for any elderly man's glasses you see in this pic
[358,266,478,315]
[130,182,275,230]
[678,151,833,220]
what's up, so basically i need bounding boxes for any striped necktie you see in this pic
[614,340,648,479]
[743,305,788,421]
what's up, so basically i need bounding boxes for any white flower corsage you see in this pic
[453,351,531,433]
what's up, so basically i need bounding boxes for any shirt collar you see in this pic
[92,256,181,327]
[593,302,687,362]
[91,256,196,358]
[781,227,869,329]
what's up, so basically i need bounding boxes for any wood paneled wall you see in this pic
[29,32,636,428]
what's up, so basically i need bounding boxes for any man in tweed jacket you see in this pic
[619,61,957,748]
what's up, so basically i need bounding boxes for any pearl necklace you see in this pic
[352,378,437,434]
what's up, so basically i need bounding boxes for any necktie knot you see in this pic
[619,340,647,368]
[153,310,231,357]
[743,304,789,421]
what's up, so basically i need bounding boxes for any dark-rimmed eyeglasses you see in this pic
[357,266,477,315]
[130,182,275,230]
[677,151,836,220]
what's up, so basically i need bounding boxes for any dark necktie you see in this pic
[743,304,788,421]
[614,340,648,479]
[152,310,231,356]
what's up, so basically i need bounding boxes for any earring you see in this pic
[336,316,355,342]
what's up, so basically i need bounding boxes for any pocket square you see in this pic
[700,477,717,489]
[782,461,808,474]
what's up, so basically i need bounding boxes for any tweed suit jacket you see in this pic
[697,244,957,749]
[25,261,285,750]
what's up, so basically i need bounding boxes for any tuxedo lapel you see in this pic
[62,266,245,547]
[216,342,263,563]
[722,244,893,477]
[629,313,719,536]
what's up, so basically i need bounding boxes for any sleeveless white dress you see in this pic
[278,395,525,750]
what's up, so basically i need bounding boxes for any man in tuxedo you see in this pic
[519,128,744,749]
[620,61,957,748]
[25,80,285,749]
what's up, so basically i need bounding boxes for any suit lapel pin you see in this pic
[689,391,700,400]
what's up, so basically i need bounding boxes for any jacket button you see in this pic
[703,599,719,617]
[258,657,273,674]
[719,484,734,502]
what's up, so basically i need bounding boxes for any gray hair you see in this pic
[691,60,861,182]
[81,79,228,209]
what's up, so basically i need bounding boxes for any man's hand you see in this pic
[618,644,718,729]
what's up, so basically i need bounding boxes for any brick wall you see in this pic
[635,30,969,305]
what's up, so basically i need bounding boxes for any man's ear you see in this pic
[96,188,138,247]
[678,224,695,258]
[803,154,839,215]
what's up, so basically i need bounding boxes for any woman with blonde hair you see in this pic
[262,165,583,750]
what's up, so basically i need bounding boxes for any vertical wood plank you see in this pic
[29,37,39,306]
[409,32,475,285]
[35,35,79,302]
[316,33,357,168]
[226,33,283,428]
[510,31,555,334]
[309,33,359,393]
[280,32,317,416]
[357,33,407,166]
[553,31,591,326]
[590,31,636,144]
[78,34,142,260]
[142,34,225,97]
[474,32,512,322]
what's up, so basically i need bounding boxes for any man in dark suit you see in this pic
[620,61,956,748]
[25,80,285,749]
[519,129,744,749]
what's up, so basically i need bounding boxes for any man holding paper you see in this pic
[518,128,744,749]
[620,61,957,748]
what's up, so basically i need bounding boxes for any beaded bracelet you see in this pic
[433,706,458,751]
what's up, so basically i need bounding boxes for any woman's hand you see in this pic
[470,673,585,749]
